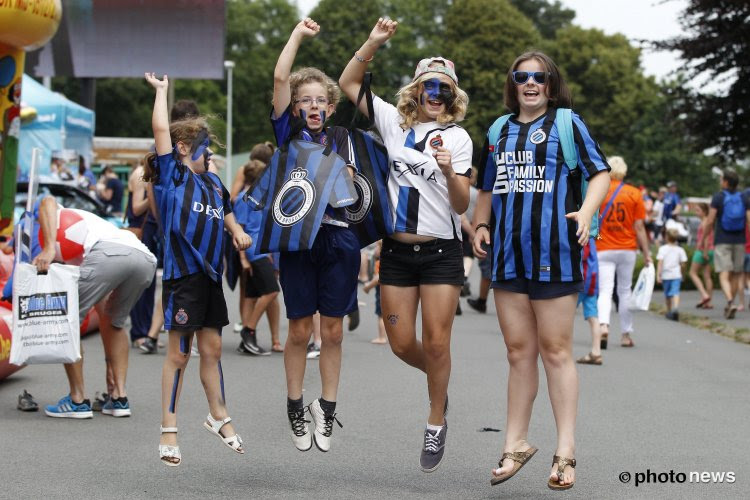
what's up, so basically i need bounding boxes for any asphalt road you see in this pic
[0,270,748,499]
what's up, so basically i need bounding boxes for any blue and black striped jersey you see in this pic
[477,108,609,283]
[156,153,232,283]
[245,140,356,253]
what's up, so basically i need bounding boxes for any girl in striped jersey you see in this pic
[146,73,251,467]
[340,18,472,473]
[473,52,610,490]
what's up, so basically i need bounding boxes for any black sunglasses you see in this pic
[512,71,549,85]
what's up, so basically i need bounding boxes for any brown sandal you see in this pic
[490,446,538,485]
[620,333,634,347]
[576,352,602,365]
[548,455,576,490]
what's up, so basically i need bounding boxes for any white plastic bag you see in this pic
[10,263,81,365]
[630,263,655,311]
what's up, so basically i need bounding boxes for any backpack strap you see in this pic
[555,108,577,170]
[599,181,625,224]
[350,72,375,129]
[488,114,512,150]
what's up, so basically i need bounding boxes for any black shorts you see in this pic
[380,237,464,287]
[162,272,229,332]
[244,257,280,298]
[491,277,583,300]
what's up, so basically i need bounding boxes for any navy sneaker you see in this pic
[45,395,93,419]
[420,421,447,472]
[102,397,131,417]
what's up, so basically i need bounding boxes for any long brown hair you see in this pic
[504,51,572,115]
[141,152,158,183]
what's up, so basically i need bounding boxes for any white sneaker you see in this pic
[287,406,312,451]
[233,322,243,333]
[190,345,200,357]
[308,399,342,452]
[306,342,321,360]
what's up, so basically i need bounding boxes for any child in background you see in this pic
[689,203,714,309]
[577,238,603,365]
[362,241,387,345]
[657,229,688,321]
[145,72,251,466]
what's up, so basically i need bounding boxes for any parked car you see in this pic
[15,179,124,228]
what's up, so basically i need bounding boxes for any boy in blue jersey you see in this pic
[145,73,251,467]
[272,18,359,453]
[473,51,610,490]
[576,238,603,365]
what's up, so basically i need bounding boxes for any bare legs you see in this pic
[491,290,578,487]
[381,284,459,426]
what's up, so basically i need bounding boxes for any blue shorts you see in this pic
[577,293,598,320]
[279,224,360,319]
[663,278,681,298]
[744,253,750,273]
[492,276,583,300]
[478,244,492,280]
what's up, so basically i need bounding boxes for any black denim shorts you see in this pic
[491,276,583,300]
[379,237,464,287]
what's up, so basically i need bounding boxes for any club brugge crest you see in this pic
[272,168,316,227]
[345,172,373,224]
[529,128,547,144]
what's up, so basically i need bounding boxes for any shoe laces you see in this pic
[288,408,310,437]
[321,412,342,437]
[423,428,441,454]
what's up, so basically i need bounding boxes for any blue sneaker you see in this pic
[45,395,93,419]
[102,398,131,417]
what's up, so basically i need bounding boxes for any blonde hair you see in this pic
[666,228,680,243]
[608,156,628,181]
[289,67,341,107]
[395,73,469,129]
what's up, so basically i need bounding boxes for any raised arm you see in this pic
[273,18,320,118]
[338,17,398,117]
[145,73,172,155]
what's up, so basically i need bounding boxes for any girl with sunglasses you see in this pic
[340,18,472,473]
[473,51,610,490]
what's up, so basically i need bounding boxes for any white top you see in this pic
[372,96,473,240]
[656,244,687,280]
[65,207,154,258]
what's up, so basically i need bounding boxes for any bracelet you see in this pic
[475,223,490,231]
[354,51,374,63]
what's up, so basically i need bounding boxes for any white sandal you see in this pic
[203,414,244,454]
[159,426,181,466]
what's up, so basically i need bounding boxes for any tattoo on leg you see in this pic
[169,368,181,414]
[218,361,225,404]
[387,314,399,325]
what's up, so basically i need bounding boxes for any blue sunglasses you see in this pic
[512,71,548,85]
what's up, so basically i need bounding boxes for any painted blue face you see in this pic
[421,78,455,107]
[299,109,327,130]
[190,129,211,162]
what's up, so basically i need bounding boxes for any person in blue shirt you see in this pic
[473,51,610,490]
[270,18,359,455]
[145,72,251,467]
[96,165,124,215]
[662,180,682,224]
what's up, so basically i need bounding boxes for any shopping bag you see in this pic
[630,263,655,311]
[10,263,81,365]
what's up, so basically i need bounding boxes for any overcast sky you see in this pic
[294,0,687,81]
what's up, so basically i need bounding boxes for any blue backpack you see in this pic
[487,108,599,238]
[720,190,745,232]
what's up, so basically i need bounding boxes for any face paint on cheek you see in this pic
[319,110,326,124]
[190,130,210,161]
[299,109,307,122]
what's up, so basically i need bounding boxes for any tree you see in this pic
[442,0,540,155]
[508,0,574,39]
[655,0,750,160]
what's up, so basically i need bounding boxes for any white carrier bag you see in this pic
[630,263,655,311]
[10,263,81,365]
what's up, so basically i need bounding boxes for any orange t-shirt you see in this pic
[597,181,646,251]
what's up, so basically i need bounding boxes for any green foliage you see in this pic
[508,0,574,39]
[442,0,540,155]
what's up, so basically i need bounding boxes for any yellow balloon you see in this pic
[0,0,62,50]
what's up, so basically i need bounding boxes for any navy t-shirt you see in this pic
[103,177,124,213]
[711,190,749,245]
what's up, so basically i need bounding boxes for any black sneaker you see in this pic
[92,392,109,412]
[306,342,321,360]
[17,390,38,412]
[420,421,447,472]
[347,308,360,331]
[139,337,157,354]
[460,280,470,297]
[455,303,462,316]
[240,328,270,356]
[467,298,487,313]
